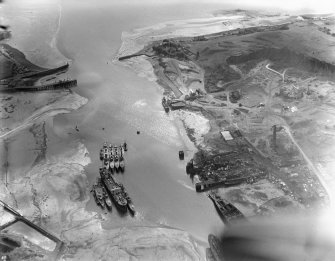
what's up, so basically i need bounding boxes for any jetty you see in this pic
[5,79,77,92]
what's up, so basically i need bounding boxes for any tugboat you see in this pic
[99,168,128,213]
[162,97,170,113]
[119,156,125,172]
[208,192,245,224]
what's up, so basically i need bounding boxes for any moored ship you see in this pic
[109,156,115,171]
[91,184,106,209]
[99,168,128,213]
[208,192,245,224]
[121,186,135,215]
[114,155,120,170]
[208,234,225,261]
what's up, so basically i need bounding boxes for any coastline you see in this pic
[117,9,334,218]
[0,3,209,260]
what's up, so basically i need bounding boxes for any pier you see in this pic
[11,79,77,92]
[195,177,247,192]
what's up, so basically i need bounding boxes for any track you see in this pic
[0,200,65,260]
[266,63,287,82]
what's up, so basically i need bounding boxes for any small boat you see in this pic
[123,141,127,151]
[119,156,125,172]
[114,155,120,170]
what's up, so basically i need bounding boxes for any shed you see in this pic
[220,130,233,141]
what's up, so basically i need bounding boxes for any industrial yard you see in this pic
[120,11,335,217]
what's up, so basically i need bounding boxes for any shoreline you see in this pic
[117,10,334,218]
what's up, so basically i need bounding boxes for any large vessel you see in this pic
[208,192,244,224]
[208,234,225,261]
[99,168,128,213]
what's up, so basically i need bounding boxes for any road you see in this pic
[0,200,64,260]
[266,63,287,82]
[0,107,71,140]
[283,125,333,206]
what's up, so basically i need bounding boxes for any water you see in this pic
[7,0,225,242]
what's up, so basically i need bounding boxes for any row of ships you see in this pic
[91,142,135,214]
[100,142,126,172]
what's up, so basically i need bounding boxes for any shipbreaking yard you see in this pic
[119,12,335,218]
[2,5,335,259]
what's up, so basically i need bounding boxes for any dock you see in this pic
[195,177,247,192]
[12,79,77,91]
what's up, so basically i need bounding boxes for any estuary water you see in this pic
[53,1,224,242]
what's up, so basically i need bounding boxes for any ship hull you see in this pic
[100,174,127,213]
[111,197,127,213]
